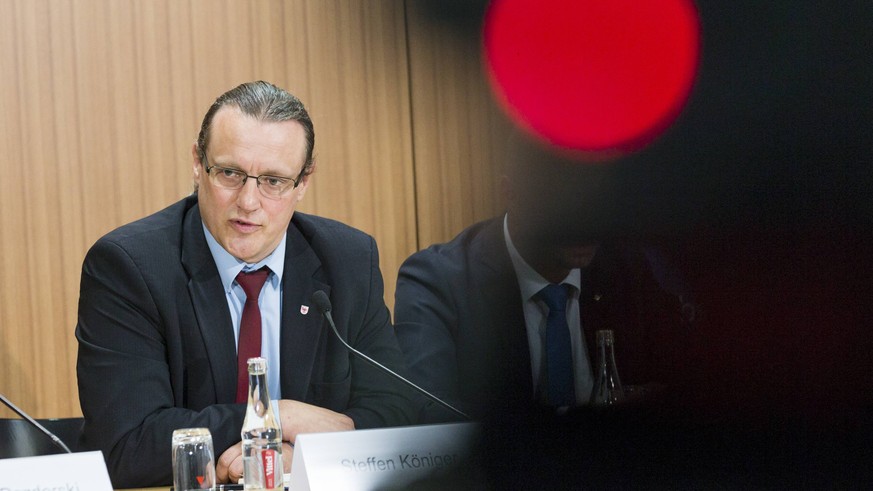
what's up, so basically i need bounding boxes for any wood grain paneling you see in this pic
[298,1,417,303]
[404,2,509,247]
[0,0,416,418]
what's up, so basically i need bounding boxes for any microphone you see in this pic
[310,290,470,421]
[0,392,73,454]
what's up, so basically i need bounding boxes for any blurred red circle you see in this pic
[483,0,701,156]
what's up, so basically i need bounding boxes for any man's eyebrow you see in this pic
[210,158,298,177]
[209,159,242,169]
[256,164,301,178]
[257,170,288,177]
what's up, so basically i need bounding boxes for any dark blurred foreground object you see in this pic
[481,392,873,489]
[0,417,83,458]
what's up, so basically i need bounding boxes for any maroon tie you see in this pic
[235,267,270,403]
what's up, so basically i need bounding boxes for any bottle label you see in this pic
[261,448,277,488]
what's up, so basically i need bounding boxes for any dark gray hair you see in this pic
[196,81,315,177]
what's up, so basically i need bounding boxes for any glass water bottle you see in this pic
[589,330,625,407]
[242,357,284,490]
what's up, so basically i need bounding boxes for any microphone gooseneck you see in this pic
[0,392,73,454]
[310,290,470,421]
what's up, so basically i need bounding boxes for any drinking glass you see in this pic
[172,427,216,490]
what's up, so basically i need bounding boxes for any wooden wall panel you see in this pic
[403,3,508,247]
[0,0,415,418]
[298,1,417,304]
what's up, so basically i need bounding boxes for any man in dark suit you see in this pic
[76,81,412,487]
[393,139,693,424]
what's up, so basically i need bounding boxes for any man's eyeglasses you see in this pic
[203,156,303,200]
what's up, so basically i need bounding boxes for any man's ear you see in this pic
[191,143,202,179]
[293,165,315,203]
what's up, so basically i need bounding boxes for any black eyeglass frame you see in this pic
[202,155,305,198]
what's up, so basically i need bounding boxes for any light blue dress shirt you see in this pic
[203,224,285,399]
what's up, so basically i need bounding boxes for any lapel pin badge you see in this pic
[300,305,310,315]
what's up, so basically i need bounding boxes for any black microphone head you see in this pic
[311,290,332,314]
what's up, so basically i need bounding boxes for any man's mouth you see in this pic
[231,219,260,233]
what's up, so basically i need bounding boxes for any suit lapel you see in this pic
[181,202,238,403]
[473,219,533,391]
[278,222,330,400]
[476,221,523,325]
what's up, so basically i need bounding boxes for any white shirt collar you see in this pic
[202,223,287,293]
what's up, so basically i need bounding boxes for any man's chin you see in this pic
[560,246,598,269]
[227,242,266,264]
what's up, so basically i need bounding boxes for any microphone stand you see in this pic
[0,392,72,454]
[311,291,470,421]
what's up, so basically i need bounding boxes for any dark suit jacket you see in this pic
[394,217,689,424]
[76,195,412,487]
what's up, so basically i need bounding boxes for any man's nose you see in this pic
[236,178,261,210]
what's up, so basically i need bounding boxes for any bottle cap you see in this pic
[247,357,267,375]
[596,329,615,344]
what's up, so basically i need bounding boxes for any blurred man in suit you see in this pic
[393,135,694,423]
[76,81,412,487]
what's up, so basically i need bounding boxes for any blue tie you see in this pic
[538,284,575,407]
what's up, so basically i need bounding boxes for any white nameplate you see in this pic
[290,422,480,490]
[0,451,112,490]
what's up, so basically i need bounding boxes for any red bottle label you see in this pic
[262,448,277,488]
